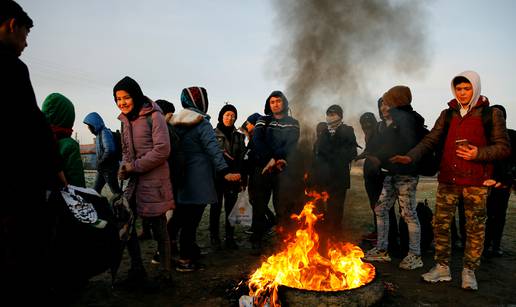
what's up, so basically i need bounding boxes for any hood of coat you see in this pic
[264,90,289,115]
[83,112,105,135]
[181,87,209,114]
[41,93,75,128]
[382,85,412,108]
[450,70,481,111]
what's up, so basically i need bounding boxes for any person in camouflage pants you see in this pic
[391,71,511,290]
[434,184,488,270]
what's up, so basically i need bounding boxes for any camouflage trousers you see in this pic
[434,183,488,270]
[375,175,420,255]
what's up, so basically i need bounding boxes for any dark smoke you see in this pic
[271,0,430,140]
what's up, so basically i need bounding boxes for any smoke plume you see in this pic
[270,0,430,140]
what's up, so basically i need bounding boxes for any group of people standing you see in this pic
[360,72,513,292]
[1,1,515,305]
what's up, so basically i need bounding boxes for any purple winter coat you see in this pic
[118,101,174,217]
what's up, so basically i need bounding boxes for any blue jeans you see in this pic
[375,174,420,255]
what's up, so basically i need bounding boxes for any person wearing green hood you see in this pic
[42,93,85,187]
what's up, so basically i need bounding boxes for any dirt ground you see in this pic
[75,167,516,306]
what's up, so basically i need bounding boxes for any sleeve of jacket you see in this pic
[407,109,449,162]
[133,112,171,173]
[252,117,273,166]
[99,128,116,166]
[341,126,358,162]
[198,120,230,175]
[476,108,511,161]
[272,118,300,161]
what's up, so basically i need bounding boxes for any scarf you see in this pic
[326,117,342,136]
[51,125,73,140]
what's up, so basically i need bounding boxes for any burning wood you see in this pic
[248,190,375,306]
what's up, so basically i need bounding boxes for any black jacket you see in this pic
[0,42,62,212]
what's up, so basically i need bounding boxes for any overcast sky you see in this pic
[17,0,516,145]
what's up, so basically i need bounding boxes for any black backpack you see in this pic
[111,129,123,162]
[145,115,185,196]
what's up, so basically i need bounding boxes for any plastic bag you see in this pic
[228,193,253,227]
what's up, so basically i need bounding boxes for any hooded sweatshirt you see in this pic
[451,71,481,117]
[42,93,85,187]
[253,91,300,167]
[406,71,511,186]
[83,112,118,169]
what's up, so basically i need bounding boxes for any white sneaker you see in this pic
[363,247,391,262]
[421,263,452,282]
[399,253,423,270]
[461,268,478,290]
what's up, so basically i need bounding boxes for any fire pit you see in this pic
[248,191,379,306]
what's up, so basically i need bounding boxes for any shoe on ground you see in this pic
[461,268,478,290]
[363,247,391,262]
[399,252,423,270]
[421,263,452,283]
[176,260,205,272]
[151,251,160,265]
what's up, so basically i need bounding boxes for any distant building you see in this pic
[80,140,96,170]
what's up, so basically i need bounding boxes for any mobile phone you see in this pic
[455,139,469,148]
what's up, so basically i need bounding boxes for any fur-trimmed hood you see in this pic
[169,108,205,127]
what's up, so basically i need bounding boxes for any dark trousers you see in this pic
[94,166,122,195]
[321,188,347,237]
[1,209,55,304]
[175,203,207,261]
[210,181,239,241]
[251,167,293,243]
[248,169,275,230]
[145,214,171,272]
[485,187,511,251]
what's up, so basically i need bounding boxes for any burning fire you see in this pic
[248,190,375,306]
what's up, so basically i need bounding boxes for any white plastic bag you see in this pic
[228,193,252,227]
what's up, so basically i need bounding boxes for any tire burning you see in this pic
[248,190,375,306]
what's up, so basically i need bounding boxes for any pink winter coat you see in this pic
[118,101,174,217]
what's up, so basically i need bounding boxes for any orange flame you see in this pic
[248,190,375,306]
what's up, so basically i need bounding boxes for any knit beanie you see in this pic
[246,112,262,125]
[217,104,238,123]
[326,104,343,119]
[181,87,209,114]
[382,85,412,108]
[264,90,289,115]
